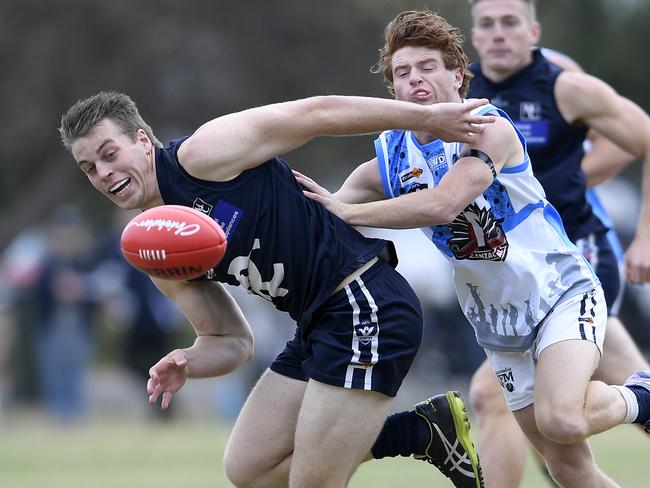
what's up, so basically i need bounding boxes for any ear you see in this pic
[530,21,541,45]
[453,68,463,91]
[137,128,153,154]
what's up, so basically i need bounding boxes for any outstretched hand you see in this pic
[293,170,347,221]
[147,349,189,410]
[432,98,495,143]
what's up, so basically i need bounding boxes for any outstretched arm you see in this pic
[178,97,494,181]
[556,71,650,282]
[299,117,520,228]
[146,278,254,409]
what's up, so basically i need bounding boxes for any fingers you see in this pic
[161,391,174,410]
[469,114,496,126]
[626,262,650,284]
[465,98,490,111]
[148,379,164,405]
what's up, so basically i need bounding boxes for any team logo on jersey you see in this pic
[495,367,515,392]
[192,198,214,215]
[519,101,542,121]
[355,319,377,346]
[448,203,509,261]
[400,167,424,183]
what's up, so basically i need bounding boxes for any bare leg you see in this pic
[469,359,527,488]
[514,405,620,488]
[224,369,306,487]
[290,380,393,487]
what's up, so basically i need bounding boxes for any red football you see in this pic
[120,205,227,280]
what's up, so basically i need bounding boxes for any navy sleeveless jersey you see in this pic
[468,48,607,240]
[155,137,389,332]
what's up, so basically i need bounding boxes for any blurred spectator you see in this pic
[34,205,100,423]
[1,226,49,405]
[94,210,186,418]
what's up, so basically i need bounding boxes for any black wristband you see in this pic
[460,149,497,179]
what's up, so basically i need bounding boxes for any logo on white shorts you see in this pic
[496,367,515,392]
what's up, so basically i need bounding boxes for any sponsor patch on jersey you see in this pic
[515,120,548,145]
[399,166,424,183]
[192,197,214,215]
[426,154,447,176]
[495,367,515,392]
[210,200,243,241]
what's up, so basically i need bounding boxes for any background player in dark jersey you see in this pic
[59,92,492,487]
[466,1,650,486]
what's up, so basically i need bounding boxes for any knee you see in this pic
[535,409,588,444]
[223,446,260,488]
[468,365,506,417]
[223,454,250,488]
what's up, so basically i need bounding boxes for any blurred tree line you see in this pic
[2,0,648,247]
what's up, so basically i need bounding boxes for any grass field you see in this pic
[0,412,646,487]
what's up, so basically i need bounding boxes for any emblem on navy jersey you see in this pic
[193,197,214,214]
[519,101,542,121]
[399,167,424,183]
[448,203,509,261]
[355,319,377,346]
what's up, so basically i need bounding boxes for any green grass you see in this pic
[0,414,645,487]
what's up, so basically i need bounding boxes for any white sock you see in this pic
[612,385,638,424]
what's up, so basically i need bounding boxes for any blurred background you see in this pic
[1,0,649,486]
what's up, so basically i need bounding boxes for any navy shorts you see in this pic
[574,231,624,316]
[270,259,423,397]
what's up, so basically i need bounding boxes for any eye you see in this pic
[106,149,117,161]
[82,164,96,176]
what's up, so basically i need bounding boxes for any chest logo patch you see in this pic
[448,203,509,261]
[519,101,542,121]
[400,167,424,183]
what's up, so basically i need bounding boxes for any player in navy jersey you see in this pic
[295,9,650,488]
[58,91,493,487]
[466,1,650,486]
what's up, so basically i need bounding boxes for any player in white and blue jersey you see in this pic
[296,9,650,488]
[59,91,493,487]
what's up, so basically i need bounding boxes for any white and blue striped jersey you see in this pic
[374,103,599,351]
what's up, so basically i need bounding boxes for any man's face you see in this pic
[471,0,540,78]
[391,45,463,105]
[71,118,159,210]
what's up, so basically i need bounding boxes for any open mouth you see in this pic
[109,177,131,195]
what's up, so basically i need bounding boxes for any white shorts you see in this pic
[484,287,607,411]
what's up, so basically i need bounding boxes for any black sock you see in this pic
[627,385,650,423]
[371,410,428,459]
